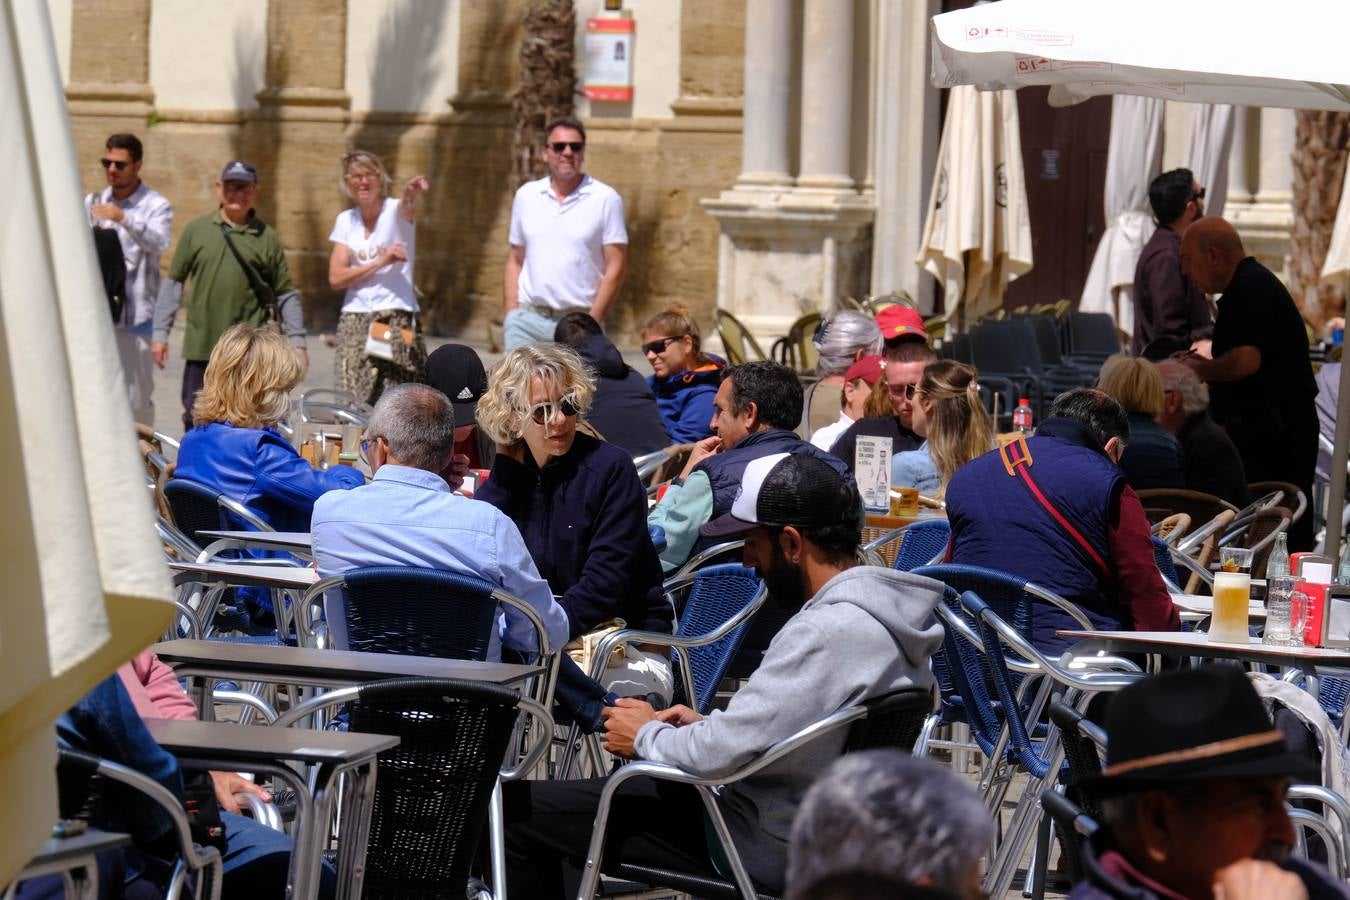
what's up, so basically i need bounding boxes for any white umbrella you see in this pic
[932,0,1350,112]
[1322,170,1350,294]
[931,0,1350,562]
[1078,95,1165,336]
[0,0,171,880]
[915,84,1033,327]
[1184,103,1235,219]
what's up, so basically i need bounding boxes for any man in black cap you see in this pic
[503,452,943,897]
[153,160,305,430]
[425,343,495,471]
[1071,666,1337,900]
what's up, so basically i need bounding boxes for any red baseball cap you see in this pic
[875,305,928,343]
[843,354,884,385]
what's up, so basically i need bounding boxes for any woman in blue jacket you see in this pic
[641,304,725,444]
[175,324,363,616]
[477,344,675,704]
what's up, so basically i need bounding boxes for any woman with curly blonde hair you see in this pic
[891,360,994,498]
[175,324,363,621]
[477,344,675,703]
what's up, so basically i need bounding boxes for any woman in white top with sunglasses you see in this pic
[476,344,675,704]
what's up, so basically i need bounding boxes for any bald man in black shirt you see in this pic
[1179,217,1317,549]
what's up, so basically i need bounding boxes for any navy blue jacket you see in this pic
[689,428,855,557]
[478,432,673,640]
[1116,413,1184,491]
[648,357,725,444]
[947,418,1142,652]
[575,333,671,457]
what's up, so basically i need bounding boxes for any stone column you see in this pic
[737,0,793,187]
[246,0,352,330]
[1229,107,1295,281]
[1227,106,1256,204]
[796,0,853,190]
[65,0,154,124]
[869,0,939,308]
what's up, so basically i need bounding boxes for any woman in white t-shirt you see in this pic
[328,150,430,403]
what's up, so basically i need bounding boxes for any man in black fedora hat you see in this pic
[1070,666,1340,900]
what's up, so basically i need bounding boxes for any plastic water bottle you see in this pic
[1338,542,1350,587]
[1012,398,1034,436]
[1265,532,1290,579]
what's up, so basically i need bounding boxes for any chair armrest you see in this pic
[499,697,554,781]
[234,792,284,832]
[1023,583,1096,631]
[584,585,768,682]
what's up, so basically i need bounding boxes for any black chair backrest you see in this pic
[1048,699,1104,819]
[1068,312,1121,356]
[843,687,935,754]
[163,478,231,545]
[348,677,521,896]
[342,567,501,661]
[1041,789,1099,885]
[1026,314,1067,366]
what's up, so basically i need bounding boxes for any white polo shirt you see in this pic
[508,174,627,310]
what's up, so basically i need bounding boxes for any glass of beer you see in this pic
[1210,547,1254,643]
[890,486,920,517]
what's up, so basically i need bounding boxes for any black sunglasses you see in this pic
[100,158,130,171]
[528,397,582,425]
[548,141,585,153]
[888,382,918,400]
[1191,186,1206,202]
[641,335,686,355]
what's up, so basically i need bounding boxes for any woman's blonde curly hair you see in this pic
[477,343,596,444]
[191,323,302,428]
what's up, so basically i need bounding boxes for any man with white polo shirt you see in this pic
[502,116,628,349]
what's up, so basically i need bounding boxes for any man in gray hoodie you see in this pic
[502,452,944,896]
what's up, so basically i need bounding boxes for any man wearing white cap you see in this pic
[153,160,306,430]
[503,452,943,897]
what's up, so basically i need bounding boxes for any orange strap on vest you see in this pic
[999,436,1109,576]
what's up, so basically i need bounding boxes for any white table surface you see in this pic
[168,560,319,590]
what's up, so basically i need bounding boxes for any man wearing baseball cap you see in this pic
[425,343,494,469]
[504,452,944,896]
[1071,666,1335,900]
[874,302,930,350]
[153,160,306,430]
[810,353,884,451]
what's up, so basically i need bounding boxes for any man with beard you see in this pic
[1069,666,1342,900]
[502,453,944,897]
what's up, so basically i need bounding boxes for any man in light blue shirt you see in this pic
[311,383,570,660]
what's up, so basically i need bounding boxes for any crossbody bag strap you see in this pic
[999,436,1109,577]
[218,222,279,322]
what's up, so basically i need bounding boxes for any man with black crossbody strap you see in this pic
[153,161,306,431]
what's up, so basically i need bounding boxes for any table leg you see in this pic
[332,759,379,900]
[489,779,508,899]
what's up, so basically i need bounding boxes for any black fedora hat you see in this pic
[1078,665,1316,798]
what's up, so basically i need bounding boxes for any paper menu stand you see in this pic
[856,435,893,514]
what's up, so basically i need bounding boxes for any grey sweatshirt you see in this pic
[634,565,944,891]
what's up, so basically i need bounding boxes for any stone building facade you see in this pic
[52,0,1300,346]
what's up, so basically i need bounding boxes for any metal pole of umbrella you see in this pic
[1326,357,1350,563]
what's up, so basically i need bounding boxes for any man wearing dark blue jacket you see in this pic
[647,360,853,572]
[945,388,1179,653]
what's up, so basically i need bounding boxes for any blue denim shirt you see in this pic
[311,464,570,659]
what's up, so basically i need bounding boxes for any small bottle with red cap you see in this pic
[1012,398,1034,436]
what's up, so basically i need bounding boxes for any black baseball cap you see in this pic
[425,344,488,425]
[700,452,860,538]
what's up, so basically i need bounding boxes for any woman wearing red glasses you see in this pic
[477,344,675,704]
[641,304,725,444]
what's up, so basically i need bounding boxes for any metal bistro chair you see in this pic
[560,563,769,779]
[716,309,767,367]
[273,677,553,900]
[1151,536,1185,593]
[576,686,936,900]
[770,311,821,374]
[1039,791,1100,890]
[868,518,951,572]
[300,567,560,711]
[54,748,224,900]
[1045,699,1108,887]
[959,592,1139,898]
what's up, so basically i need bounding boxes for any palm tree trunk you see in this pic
[1290,110,1350,327]
[511,0,576,188]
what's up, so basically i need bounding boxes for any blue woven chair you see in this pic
[1152,536,1184,592]
[893,519,951,572]
[162,477,272,545]
[560,564,768,780]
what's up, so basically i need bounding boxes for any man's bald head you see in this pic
[1180,217,1246,294]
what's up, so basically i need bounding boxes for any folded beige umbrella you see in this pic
[0,0,171,881]
[916,85,1033,328]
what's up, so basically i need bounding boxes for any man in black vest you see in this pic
[648,360,852,572]
[1179,217,1318,550]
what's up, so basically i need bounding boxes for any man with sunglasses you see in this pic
[827,341,935,473]
[1132,168,1213,357]
[502,116,628,349]
[85,133,172,425]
